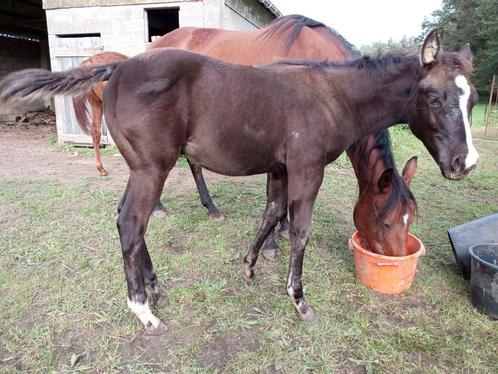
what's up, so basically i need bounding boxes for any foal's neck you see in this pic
[331,55,421,140]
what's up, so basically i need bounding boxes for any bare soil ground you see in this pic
[0,111,256,196]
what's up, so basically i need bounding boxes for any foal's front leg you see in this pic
[286,166,324,321]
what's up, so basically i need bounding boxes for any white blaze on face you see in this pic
[455,75,479,169]
[403,213,409,227]
[127,298,160,329]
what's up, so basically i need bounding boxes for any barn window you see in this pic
[146,7,179,42]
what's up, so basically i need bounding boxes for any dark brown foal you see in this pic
[0,30,479,330]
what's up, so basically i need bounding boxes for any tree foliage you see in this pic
[420,0,498,94]
[360,36,419,56]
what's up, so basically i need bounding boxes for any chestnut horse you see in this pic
[73,52,127,176]
[0,30,479,329]
[73,15,417,256]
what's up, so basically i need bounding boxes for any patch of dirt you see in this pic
[200,325,261,371]
[118,324,199,371]
[0,112,264,206]
[403,351,444,372]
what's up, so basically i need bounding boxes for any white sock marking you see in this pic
[127,298,160,329]
[455,75,479,169]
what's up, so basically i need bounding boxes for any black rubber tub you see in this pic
[448,213,498,279]
[469,243,498,319]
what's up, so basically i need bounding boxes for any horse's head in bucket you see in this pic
[349,131,418,257]
[409,30,479,180]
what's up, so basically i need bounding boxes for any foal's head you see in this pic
[350,132,417,256]
[409,30,479,180]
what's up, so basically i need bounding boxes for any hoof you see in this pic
[152,208,168,219]
[262,248,281,261]
[290,296,319,322]
[99,169,109,177]
[146,321,168,335]
[244,266,254,282]
[208,211,225,221]
[146,288,167,309]
[278,228,290,240]
[299,306,319,322]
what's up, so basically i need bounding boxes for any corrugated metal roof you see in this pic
[258,0,282,18]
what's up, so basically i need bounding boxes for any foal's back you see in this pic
[103,49,338,176]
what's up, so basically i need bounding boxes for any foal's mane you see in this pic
[349,130,417,220]
[276,50,473,77]
[262,14,360,57]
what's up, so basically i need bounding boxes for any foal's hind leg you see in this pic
[118,169,169,333]
[244,173,287,280]
[285,166,324,322]
[88,93,108,176]
[187,159,224,221]
[261,175,283,261]
[278,212,290,239]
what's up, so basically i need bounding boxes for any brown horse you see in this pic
[73,15,417,257]
[348,132,418,255]
[0,30,479,329]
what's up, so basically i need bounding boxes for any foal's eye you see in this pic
[428,95,441,107]
[382,223,391,230]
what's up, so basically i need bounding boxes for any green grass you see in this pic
[1,125,497,373]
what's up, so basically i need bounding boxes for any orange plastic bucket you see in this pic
[349,231,426,294]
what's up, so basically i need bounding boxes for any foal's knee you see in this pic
[117,215,144,252]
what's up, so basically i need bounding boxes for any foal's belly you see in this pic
[183,137,280,177]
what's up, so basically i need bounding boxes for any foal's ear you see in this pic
[402,156,418,186]
[421,29,440,65]
[378,168,395,193]
[458,43,473,63]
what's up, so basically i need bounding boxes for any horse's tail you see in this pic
[72,94,92,135]
[0,62,121,108]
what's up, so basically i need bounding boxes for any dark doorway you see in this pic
[146,7,179,42]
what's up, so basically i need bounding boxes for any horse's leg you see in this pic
[262,229,280,260]
[152,199,168,218]
[278,210,290,239]
[187,158,224,221]
[88,93,108,176]
[286,166,324,322]
[118,168,168,333]
[244,173,288,280]
[261,174,282,261]
[117,179,130,214]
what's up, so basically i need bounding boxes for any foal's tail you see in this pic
[0,63,121,108]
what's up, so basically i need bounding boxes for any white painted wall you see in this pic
[222,5,258,31]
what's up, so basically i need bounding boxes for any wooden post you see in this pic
[485,75,496,138]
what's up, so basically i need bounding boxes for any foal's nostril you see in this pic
[451,154,465,172]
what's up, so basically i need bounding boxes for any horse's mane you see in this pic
[349,130,417,220]
[275,50,473,76]
[262,14,360,57]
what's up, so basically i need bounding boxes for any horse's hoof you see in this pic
[208,211,225,221]
[278,228,290,240]
[146,321,168,335]
[152,208,168,219]
[299,306,319,322]
[262,248,281,261]
[290,296,319,322]
[146,288,167,309]
[99,169,109,177]
[244,266,254,282]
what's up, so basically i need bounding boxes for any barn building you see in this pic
[0,1,51,122]
[43,0,281,145]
